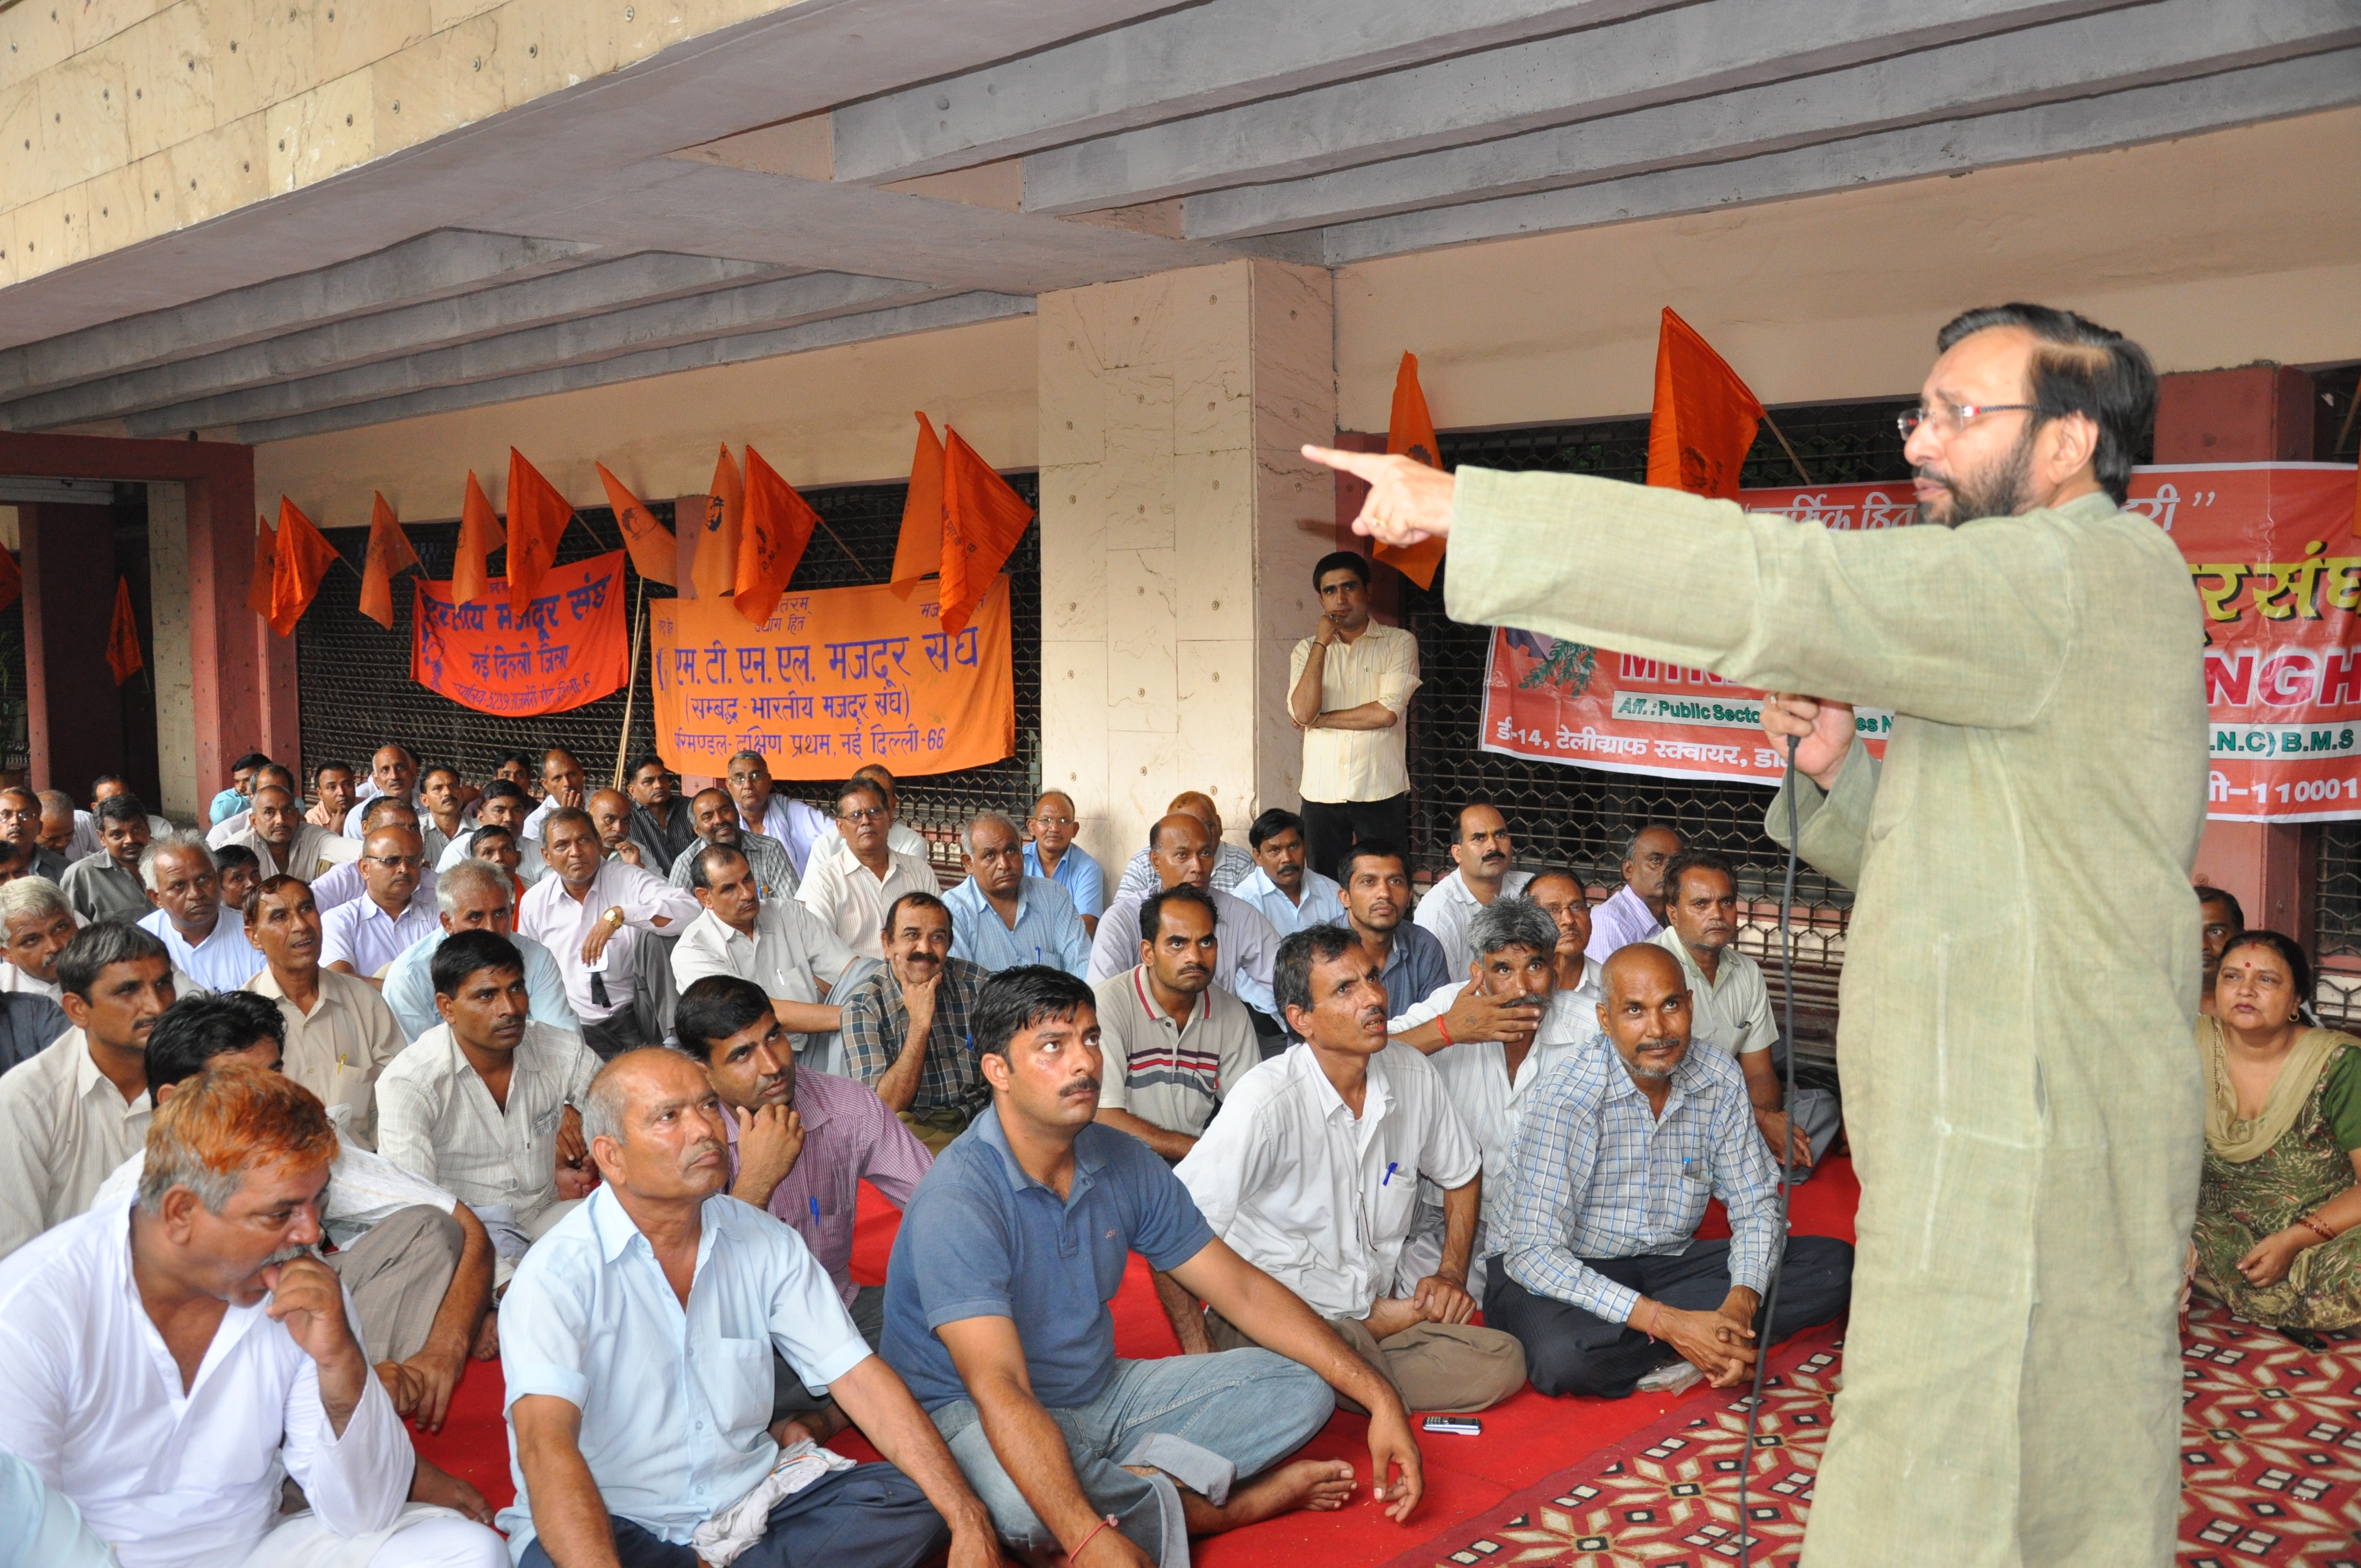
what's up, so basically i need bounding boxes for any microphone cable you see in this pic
[1737,729,1804,1567]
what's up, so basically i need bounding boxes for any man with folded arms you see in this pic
[884,966,1424,1567]
[1488,944,1852,1398]
[521,808,699,1059]
[138,832,265,993]
[0,922,171,1258]
[375,931,600,1288]
[324,825,439,987]
[1172,926,1525,1414]
[243,875,407,1150]
[672,844,856,1057]
[945,811,1090,978]
[666,786,798,902]
[0,1063,507,1567]
[840,892,991,1152]
[85,992,497,1433]
[675,974,933,1442]
[501,1047,993,1568]
[382,859,580,1045]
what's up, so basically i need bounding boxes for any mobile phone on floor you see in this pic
[1422,1416,1482,1435]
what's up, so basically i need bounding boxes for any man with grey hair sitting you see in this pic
[499,1046,992,1568]
[379,859,580,1045]
[60,793,154,923]
[0,922,175,1259]
[671,842,861,1060]
[0,1062,508,1567]
[136,830,265,993]
[943,810,1090,977]
[0,875,80,1002]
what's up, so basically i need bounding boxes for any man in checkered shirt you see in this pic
[1486,943,1852,1398]
[839,891,992,1152]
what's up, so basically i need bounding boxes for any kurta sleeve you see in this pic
[279,1299,412,1537]
[1764,737,1881,892]
[1445,469,2076,729]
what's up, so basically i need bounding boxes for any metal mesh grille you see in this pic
[2318,823,2361,1023]
[1408,403,1922,1058]
[296,478,1041,866]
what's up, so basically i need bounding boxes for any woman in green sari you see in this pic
[2193,929,2361,1329]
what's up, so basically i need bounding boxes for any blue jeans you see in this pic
[516,1464,946,1568]
[930,1349,1333,1566]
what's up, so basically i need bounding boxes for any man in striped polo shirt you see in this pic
[1090,884,1261,1163]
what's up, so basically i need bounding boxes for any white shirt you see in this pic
[794,843,940,962]
[1414,985,1599,1251]
[220,823,352,884]
[802,818,928,868]
[374,1021,599,1220]
[1230,865,1344,938]
[518,859,701,1023]
[135,909,264,994]
[89,1126,456,1252]
[0,957,63,1002]
[1175,1041,1479,1319]
[319,890,439,979]
[1413,867,1536,972]
[309,857,440,915]
[1290,620,1419,803]
[670,901,859,1046]
[1650,927,1778,1059]
[0,1029,151,1260]
[434,830,547,885]
[0,1202,412,1568]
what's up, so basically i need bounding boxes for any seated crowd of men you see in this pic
[0,752,1854,1567]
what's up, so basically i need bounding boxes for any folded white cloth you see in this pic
[689,1440,856,1566]
[1636,1359,1704,1395]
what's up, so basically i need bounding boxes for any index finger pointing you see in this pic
[1301,444,1395,482]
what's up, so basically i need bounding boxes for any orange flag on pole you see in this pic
[268,497,340,639]
[889,412,945,596]
[595,462,679,586]
[737,445,819,627]
[358,491,420,629]
[106,579,143,685]
[938,428,1035,637]
[691,444,743,602]
[505,448,573,618]
[248,513,278,618]
[1373,352,1445,590]
[1646,307,1764,501]
[454,471,506,607]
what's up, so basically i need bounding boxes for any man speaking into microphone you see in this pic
[1305,304,2206,1568]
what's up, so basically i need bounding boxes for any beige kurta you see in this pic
[1446,472,2207,1567]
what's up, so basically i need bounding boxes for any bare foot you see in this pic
[470,1310,500,1362]
[1210,1459,1359,1529]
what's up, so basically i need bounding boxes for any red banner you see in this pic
[411,551,630,717]
[1476,464,2361,820]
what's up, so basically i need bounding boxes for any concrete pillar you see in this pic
[1037,257,1336,874]
[147,483,200,821]
[20,502,126,797]
[2168,364,2320,939]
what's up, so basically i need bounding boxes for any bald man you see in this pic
[1488,944,1851,1401]
[1113,791,1256,901]
[585,790,641,868]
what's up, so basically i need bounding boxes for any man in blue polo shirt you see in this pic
[883,966,1428,1567]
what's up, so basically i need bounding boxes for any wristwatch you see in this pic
[603,906,624,927]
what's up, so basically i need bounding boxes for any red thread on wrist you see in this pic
[1073,1515,1123,1561]
[1437,1017,1454,1048]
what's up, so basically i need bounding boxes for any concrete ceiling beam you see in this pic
[224,291,1037,447]
[2,252,795,432]
[122,270,943,438]
[1184,0,2361,239]
[1020,0,2144,213]
[1316,45,2361,263]
[0,231,596,401]
[828,0,1687,184]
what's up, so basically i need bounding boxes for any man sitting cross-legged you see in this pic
[1649,850,1840,1178]
[1091,884,1261,1162]
[137,832,265,993]
[0,1063,507,1567]
[883,966,1426,1568]
[85,992,497,1436]
[671,842,858,1058]
[243,874,409,1150]
[501,1047,994,1568]
[1170,926,1527,1414]
[945,810,1092,978]
[380,859,581,1045]
[674,974,933,1444]
[375,930,600,1291]
[841,891,993,1152]
[1487,944,1853,1398]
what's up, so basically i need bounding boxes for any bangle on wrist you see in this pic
[2299,1214,2338,1245]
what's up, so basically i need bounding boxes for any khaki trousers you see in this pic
[1205,1305,1525,1415]
[898,1105,974,1154]
[327,1204,463,1364]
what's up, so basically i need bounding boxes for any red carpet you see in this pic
[415,1161,1862,1560]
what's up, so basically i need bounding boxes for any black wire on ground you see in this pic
[1738,731,1804,1566]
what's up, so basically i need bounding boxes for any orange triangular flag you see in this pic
[106,578,143,685]
[505,448,573,617]
[1373,352,1446,590]
[268,497,340,639]
[938,428,1035,637]
[736,446,818,627]
[691,444,743,601]
[248,513,278,618]
[357,491,419,629]
[1646,307,1764,501]
[889,412,945,596]
[0,540,24,615]
[595,462,679,586]
[454,471,505,606]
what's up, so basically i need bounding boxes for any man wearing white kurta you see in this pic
[0,1065,503,1568]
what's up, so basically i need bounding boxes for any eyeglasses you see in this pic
[0,809,33,823]
[365,855,422,870]
[1031,815,1078,829]
[839,807,888,823]
[1897,401,2041,439]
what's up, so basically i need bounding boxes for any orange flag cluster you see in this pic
[886,412,1035,636]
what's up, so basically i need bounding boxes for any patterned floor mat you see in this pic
[1379,1303,2361,1568]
